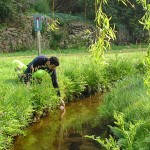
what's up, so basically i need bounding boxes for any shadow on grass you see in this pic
[4,78,20,85]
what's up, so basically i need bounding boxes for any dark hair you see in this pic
[49,56,59,66]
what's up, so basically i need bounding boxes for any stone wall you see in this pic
[0,16,96,52]
[0,16,35,52]
[67,22,95,48]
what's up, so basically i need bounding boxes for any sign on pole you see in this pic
[34,14,42,31]
[33,14,42,56]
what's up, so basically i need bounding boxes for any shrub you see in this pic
[104,56,136,84]
[34,0,50,14]
[98,76,150,150]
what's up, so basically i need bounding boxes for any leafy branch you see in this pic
[137,0,150,92]
[85,134,120,150]
[90,0,116,64]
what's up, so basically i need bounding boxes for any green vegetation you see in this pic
[34,0,50,14]
[0,0,150,150]
[84,1,150,149]
[0,45,147,58]
[48,13,87,26]
[0,50,146,149]
[93,75,150,150]
[0,0,148,45]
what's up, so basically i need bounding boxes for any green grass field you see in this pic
[0,47,149,150]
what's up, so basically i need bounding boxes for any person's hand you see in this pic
[60,105,65,111]
[59,99,66,120]
[59,99,65,111]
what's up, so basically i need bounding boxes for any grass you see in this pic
[98,76,150,150]
[0,45,147,58]
[0,47,89,57]
[0,48,148,149]
[0,52,100,149]
[110,43,148,51]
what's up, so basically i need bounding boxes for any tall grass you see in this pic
[0,52,146,149]
[98,76,150,150]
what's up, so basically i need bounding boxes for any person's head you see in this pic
[46,56,59,70]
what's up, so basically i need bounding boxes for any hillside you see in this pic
[0,0,148,52]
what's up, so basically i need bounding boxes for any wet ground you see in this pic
[12,93,107,150]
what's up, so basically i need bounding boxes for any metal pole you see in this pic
[37,31,41,56]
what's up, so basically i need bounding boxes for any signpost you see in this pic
[34,14,42,56]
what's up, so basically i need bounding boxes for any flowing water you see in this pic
[12,93,107,150]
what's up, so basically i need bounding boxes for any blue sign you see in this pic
[34,14,42,31]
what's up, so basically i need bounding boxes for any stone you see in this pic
[0,16,96,52]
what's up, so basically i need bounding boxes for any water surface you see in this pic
[12,93,106,150]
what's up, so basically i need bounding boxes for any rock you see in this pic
[0,16,96,52]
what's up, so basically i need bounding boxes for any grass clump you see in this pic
[104,56,136,83]
[98,76,150,150]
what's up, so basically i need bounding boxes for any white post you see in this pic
[37,31,41,56]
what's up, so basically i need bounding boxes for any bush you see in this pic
[98,76,150,150]
[48,13,86,26]
[0,0,33,22]
[34,0,50,14]
[104,56,136,84]
[0,0,16,21]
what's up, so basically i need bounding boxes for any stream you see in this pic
[12,93,107,150]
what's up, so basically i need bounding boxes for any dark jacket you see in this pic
[24,55,60,96]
